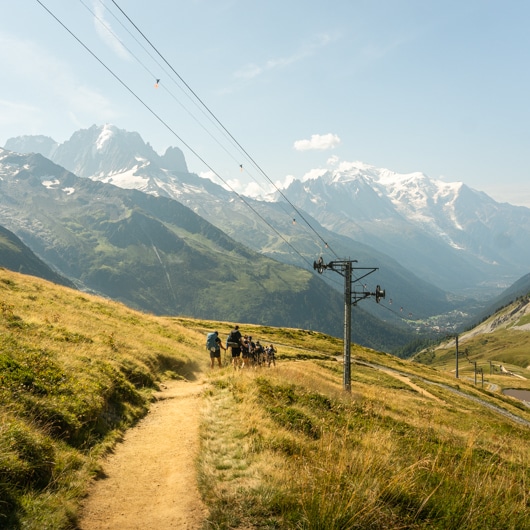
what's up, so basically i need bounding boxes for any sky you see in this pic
[1,0,530,206]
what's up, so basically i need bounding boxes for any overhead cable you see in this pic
[79,0,341,272]
[36,0,322,273]
[108,0,339,259]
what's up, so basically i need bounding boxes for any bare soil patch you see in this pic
[78,379,208,530]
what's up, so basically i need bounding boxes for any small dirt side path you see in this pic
[79,379,208,530]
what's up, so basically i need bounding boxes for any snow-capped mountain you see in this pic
[4,124,190,198]
[53,124,189,192]
[1,147,374,347]
[5,125,530,298]
[5,124,231,205]
[281,162,530,293]
[4,125,461,325]
[288,162,487,248]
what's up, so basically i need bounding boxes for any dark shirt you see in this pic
[230,329,242,345]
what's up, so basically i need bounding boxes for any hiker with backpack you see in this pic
[265,344,277,367]
[206,331,226,368]
[253,341,265,366]
[226,325,243,368]
[240,335,255,368]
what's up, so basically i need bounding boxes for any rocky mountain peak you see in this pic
[160,146,188,173]
[4,124,188,180]
[4,125,530,297]
[4,134,58,159]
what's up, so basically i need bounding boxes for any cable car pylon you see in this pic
[314,257,385,392]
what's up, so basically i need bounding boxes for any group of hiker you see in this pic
[206,325,277,369]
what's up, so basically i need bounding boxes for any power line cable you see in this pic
[78,0,341,270]
[79,0,243,165]
[108,0,339,260]
[35,0,318,272]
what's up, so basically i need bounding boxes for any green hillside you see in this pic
[0,269,529,529]
[0,151,413,351]
[415,294,530,379]
[0,225,73,288]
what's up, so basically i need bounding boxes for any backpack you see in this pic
[227,330,240,348]
[206,332,218,351]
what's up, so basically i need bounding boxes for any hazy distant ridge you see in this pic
[6,124,529,297]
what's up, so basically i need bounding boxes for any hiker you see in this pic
[248,336,256,356]
[206,330,225,368]
[226,325,243,368]
[241,336,254,368]
[265,344,277,367]
[254,341,265,366]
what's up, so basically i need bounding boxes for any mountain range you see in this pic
[281,164,530,295]
[0,147,414,351]
[4,124,530,337]
[9,125,529,300]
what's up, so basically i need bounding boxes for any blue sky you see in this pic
[1,0,529,205]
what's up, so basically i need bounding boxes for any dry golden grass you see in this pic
[0,269,208,528]
[200,357,530,529]
[1,268,530,529]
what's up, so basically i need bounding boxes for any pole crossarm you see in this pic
[313,257,385,391]
[314,258,385,305]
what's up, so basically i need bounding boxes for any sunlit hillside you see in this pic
[1,268,529,529]
[415,294,530,380]
[0,268,207,528]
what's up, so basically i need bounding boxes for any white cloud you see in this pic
[199,170,217,181]
[225,178,245,192]
[92,1,131,60]
[336,160,376,173]
[199,170,233,192]
[235,51,307,80]
[294,133,341,151]
[243,181,268,197]
[198,170,296,197]
[235,64,263,80]
[234,32,338,81]
[275,174,296,190]
[198,172,261,196]
[244,174,297,196]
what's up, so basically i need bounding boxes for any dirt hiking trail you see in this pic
[79,379,208,530]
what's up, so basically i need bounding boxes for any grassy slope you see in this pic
[1,269,529,529]
[180,319,530,529]
[0,268,207,529]
[416,296,530,386]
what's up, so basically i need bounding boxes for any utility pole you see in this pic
[455,334,459,379]
[314,257,385,392]
[343,260,352,391]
